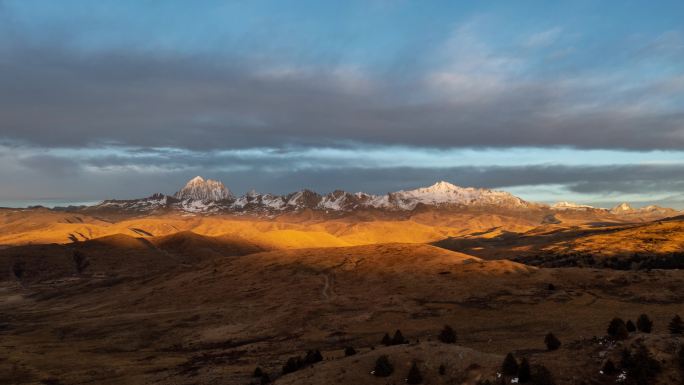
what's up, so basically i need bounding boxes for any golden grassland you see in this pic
[1,209,683,384]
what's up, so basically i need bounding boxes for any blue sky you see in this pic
[1,1,684,207]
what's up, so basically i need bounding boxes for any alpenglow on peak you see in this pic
[173,176,233,202]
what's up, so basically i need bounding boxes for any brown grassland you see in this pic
[0,208,683,384]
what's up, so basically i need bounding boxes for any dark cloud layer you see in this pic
[1,38,683,152]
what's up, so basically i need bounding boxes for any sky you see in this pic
[1,0,684,208]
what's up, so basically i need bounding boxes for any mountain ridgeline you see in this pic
[84,176,680,218]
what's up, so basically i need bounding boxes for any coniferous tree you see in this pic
[381,333,392,346]
[636,314,653,333]
[392,329,407,345]
[253,367,263,377]
[626,344,661,385]
[438,325,457,344]
[544,333,561,351]
[282,356,304,374]
[531,364,556,385]
[626,320,637,333]
[518,358,531,383]
[304,349,323,365]
[406,361,423,384]
[607,318,626,337]
[72,250,89,275]
[373,355,393,377]
[11,262,24,280]
[620,348,635,369]
[501,353,519,376]
[668,314,683,334]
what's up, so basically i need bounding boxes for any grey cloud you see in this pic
[0,37,683,152]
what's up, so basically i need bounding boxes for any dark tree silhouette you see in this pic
[678,345,684,370]
[607,318,626,337]
[72,250,89,274]
[636,314,653,333]
[373,355,393,377]
[544,333,561,351]
[626,344,661,385]
[11,262,25,280]
[282,356,304,374]
[438,325,457,344]
[438,364,446,375]
[406,361,423,384]
[391,329,406,345]
[601,360,616,375]
[304,349,323,365]
[253,367,263,377]
[501,353,519,376]
[626,320,636,333]
[531,364,556,385]
[517,358,531,383]
[607,318,629,340]
[620,348,635,369]
[547,283,556,291]
[668,314,683,334]
[260,373,271,385]
[344,346,357,356]
[381,333,392,346]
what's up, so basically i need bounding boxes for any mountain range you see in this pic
[81,176,680,219]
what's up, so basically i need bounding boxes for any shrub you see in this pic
[626,320,636,333]
[406,361,423,384]
[438,364,446,375]
[373,355,393,377]
[601,360,616,375]
[392,330,407,345]
[260,373,271,384]
[668,314,683,334]
[253,367,263,377]
[547,283,556,291]
[344,346,357,356]
[544,333,561,351]
[438,325,457,344]
[501,353,519,376]
[518,358,531,383]
[636,314,653,333]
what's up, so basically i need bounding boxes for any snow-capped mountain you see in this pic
[550,201,598,211]
[610,202,678,217]
[174,176,233,202]
[388,181,529,210]
[85,178,537,215]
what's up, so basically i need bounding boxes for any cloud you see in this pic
[524,27,563,48]
[0,21,683,152]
